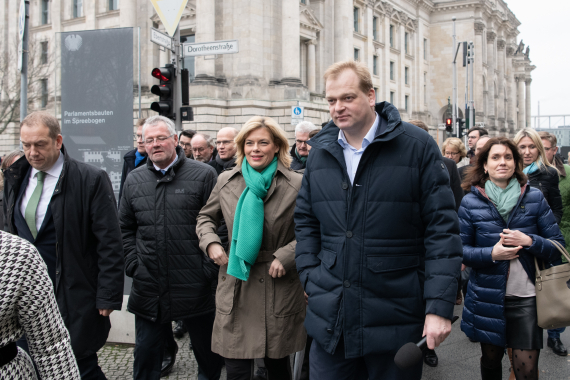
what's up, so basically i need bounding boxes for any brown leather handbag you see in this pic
[534,240,570,329]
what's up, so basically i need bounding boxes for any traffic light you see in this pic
[445,118,453,133]
[151,64,175,119]
[457,118,464,138]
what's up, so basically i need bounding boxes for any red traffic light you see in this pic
[446,118,452,126]
[152,67,172,82]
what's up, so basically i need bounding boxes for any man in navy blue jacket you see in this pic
[294,61,463,379]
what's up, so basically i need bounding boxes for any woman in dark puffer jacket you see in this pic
[459,137,564,380]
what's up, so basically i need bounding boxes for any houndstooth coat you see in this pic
[0,231,80,379]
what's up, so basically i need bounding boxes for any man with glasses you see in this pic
[291,121,320,170]
[179,129,196,159]
[191,133,217,163]
[120,116,224,380]
[119,118,147,207]
[466,126,488,160]
[208,127,238,175]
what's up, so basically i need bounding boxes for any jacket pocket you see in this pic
[317,248,337,270]
[366,255,419,273]
[216,266,237,315]
[273,270,305,317]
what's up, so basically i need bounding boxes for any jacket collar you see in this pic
[226,159,292,182]
[146,146,186,175]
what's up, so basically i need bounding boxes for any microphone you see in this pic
[394,315,459,370]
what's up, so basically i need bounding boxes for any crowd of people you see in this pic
[0,59,567,380]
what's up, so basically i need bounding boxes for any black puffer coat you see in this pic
[527,166,563,224]
[290,145,306,170]
[119,147,218,323]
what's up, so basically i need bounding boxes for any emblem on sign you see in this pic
[65,35,83,52]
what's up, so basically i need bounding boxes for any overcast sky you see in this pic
[507,0,570,127]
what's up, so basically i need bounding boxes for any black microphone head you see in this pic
[394,342,423,370]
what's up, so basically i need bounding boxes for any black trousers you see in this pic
[225,356,291,380]
[133,312,223,380]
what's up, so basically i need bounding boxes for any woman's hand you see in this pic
[269,258,286,278]
[207,243,228,266]
[501,229,533,247]
[491,235,522,261]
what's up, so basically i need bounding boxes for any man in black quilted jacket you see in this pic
[294,61,462,380]
[119,115,223,380]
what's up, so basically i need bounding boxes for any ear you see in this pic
[368,88,376,107]
[55,134,63,150]
[173,135,179,145]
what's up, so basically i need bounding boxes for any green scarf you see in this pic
[227,157,278,281]
[295,147,307,164]
[484,178,521,222]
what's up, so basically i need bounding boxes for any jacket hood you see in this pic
[309,102,403,150]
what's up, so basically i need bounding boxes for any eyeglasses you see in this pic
[445,151,460,156]
[179,142,192,149]
[134,133,143,141]
[215,140,234,147]
[144,134,174,145]
[296,139,309,146]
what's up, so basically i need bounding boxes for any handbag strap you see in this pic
[537,240,570,276]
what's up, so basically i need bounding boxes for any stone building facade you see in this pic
[0,0,535,154]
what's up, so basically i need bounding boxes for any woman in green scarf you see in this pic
[197,116,306,380]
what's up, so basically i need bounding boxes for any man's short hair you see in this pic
[142,115,176,140]
[538,131,557,147]
[467,126,488,138]
[21,111,61,140]
[308,129,321,139]
[179,129,196,140]
[1,150,24,171]
[408,120,429,132]
[295,121,319,135]
[136,118,147,127]
[192,133,214,147]
[324,60,373,95]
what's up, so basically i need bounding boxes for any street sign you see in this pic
[150,28,174,51]
[291,106,304,125]
[149,0,189,37]
[182,40,239,57]
[18,0,26,71]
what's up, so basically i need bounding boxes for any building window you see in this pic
[40,41,48,65]
[41,79,48,108]
[109,0,119,11]
[73,0,83,18]
[390,61,394,81]
[300,0,306,4]
[424,38,427,60]
[405,32,409,54]
[373,56,378,75]
[374,87,379,102]
[390,25,394,47]
[41,0,49,25]
[353,8,359,32]
[373,17,378,41]
[405,67,409,85]
[405,95,409,112]
[390,91,395,105]
[181,35,196,82]
[424,72,427,104]
[354,48,360,62]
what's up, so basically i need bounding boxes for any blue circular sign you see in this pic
[293,107,302,116]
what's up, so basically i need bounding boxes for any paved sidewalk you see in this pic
[99,305,570,379]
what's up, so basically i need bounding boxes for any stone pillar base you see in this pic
[194,74,218,83]
[280,77,304,87]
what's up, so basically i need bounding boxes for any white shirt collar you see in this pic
[337,112,380,151]
[153,154,178,173]
[31,150,64,179]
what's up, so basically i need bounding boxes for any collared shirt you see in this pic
[337,112,380,184]
[20,151,65,232]
[153,154,178,174]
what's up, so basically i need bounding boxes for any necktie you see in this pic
[25,171,46,239]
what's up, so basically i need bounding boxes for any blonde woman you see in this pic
[514,128,562,224]
[197,116,306,380]
[442,137,467,165]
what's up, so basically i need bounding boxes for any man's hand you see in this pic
[207,243,228,266]
[422,314,452,350]
[99,309,113,317]
[268,258,286,278]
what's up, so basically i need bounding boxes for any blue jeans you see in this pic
[548,327,566,340]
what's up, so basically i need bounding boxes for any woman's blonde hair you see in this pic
[442,137,467,160]
[235,116,292,168]
[513,128,558,173]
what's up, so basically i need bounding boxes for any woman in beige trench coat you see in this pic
[196,116,306,380]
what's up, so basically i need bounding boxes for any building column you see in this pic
[506,45,516,131]
[306,39,317,92]
[496,39,505,129]
[334,0,353,62]
[517,75,525,129]
[474,22,485,124]
[195,0,216,82]
[281,0,301,85]
[525,78,532,129]
[486,31,496,122]
[383,14,391,102]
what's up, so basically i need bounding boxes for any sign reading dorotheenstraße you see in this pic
[183,40,239,57]
[150,28,174,51]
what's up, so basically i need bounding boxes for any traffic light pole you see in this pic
[172,26,183,132]
[452,17,457,136]
[468,42,475,130]
[20,0,29,122]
